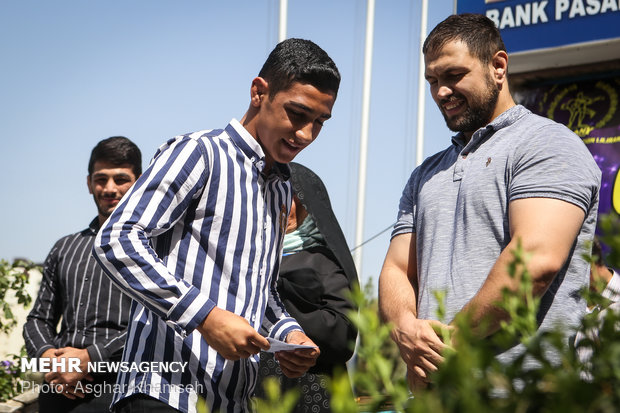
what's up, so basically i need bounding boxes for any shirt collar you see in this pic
[451,105,530,152]
[88,217,100,234]
[225,119,290,181]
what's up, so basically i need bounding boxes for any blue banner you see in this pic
[456,0,620,53]
[518,76,620,218]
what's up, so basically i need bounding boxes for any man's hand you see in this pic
[197,307,270,360]
[40,348,57,360]
[274,330,319,378]
[43,347,93,399]
[391,313,451,384]
[407,367,428,392]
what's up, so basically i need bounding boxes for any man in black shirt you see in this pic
[23,136,141,412]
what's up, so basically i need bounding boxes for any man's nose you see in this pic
[437,84,453,99]
[295,122,314,144]
[103,178,117,193]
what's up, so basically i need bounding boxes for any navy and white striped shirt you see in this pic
[23,218,131,363]
[93,119,302,413]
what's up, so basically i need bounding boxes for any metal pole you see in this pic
[353,0,375,274]
[278,0,288,42]
[416,0,428,167]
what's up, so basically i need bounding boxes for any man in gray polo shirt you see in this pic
[378,13,601,390]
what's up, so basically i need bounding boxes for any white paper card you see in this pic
[263,337,317,353]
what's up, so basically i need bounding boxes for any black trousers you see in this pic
[114,394,181,413]
[37,373,118,413]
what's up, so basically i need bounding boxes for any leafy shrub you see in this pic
[0,258,39,402]
[0,350,28,403]
[0,259,37,334]
[335,215,620,412]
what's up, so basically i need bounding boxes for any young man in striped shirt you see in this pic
[93,38,340,413]
[24,136,142,412]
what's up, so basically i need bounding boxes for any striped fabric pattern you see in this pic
[23,218,131,362]
[93,119,301,413]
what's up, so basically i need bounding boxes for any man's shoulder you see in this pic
[414,145,457,175]
[156,126,243,161]
[159,128,224,148]
[502,107,593,156]
[509,106,577,138]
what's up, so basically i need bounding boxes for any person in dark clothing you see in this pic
[255,162,358,412]
[23,136,141,413]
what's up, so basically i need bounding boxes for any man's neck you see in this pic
[463,100,517,142]
[98,215,107,228]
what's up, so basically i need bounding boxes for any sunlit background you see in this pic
[0,1,455,290]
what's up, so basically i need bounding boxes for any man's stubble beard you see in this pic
[443,75,499,134]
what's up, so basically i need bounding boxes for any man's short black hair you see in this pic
[88,136,142,178]
[258,38,341,100]
[423,13,506,66]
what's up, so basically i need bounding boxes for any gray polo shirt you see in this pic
[393,105,601,362]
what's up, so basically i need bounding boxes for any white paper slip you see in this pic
[263,337,318,353]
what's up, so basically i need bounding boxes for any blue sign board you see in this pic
[456,0,620,53]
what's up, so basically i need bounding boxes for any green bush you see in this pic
[0,258,39,402]
[0,349,28,403]
[336,215,620,412]
[346,280,409,413]
[0,259,37,334]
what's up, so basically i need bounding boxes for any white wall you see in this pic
[2,268,42,361]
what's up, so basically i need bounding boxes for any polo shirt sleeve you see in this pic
[508,122,601,213]
[392,168,420,238]
[93,135,215,336]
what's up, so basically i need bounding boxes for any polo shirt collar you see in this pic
[451,105,529,152]
[225,119,291,181]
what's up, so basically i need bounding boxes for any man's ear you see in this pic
[250,77,269,108]
[492,51,508,83]
[86,175,93,194]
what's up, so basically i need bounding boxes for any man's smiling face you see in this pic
[252,80,336,169]
[425,40,499,138]
[87,161,137,222]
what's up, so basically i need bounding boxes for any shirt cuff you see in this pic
[166,285,216,335]
[86,344,108,363]
[34,345,56,359]
[269,317,304,342]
